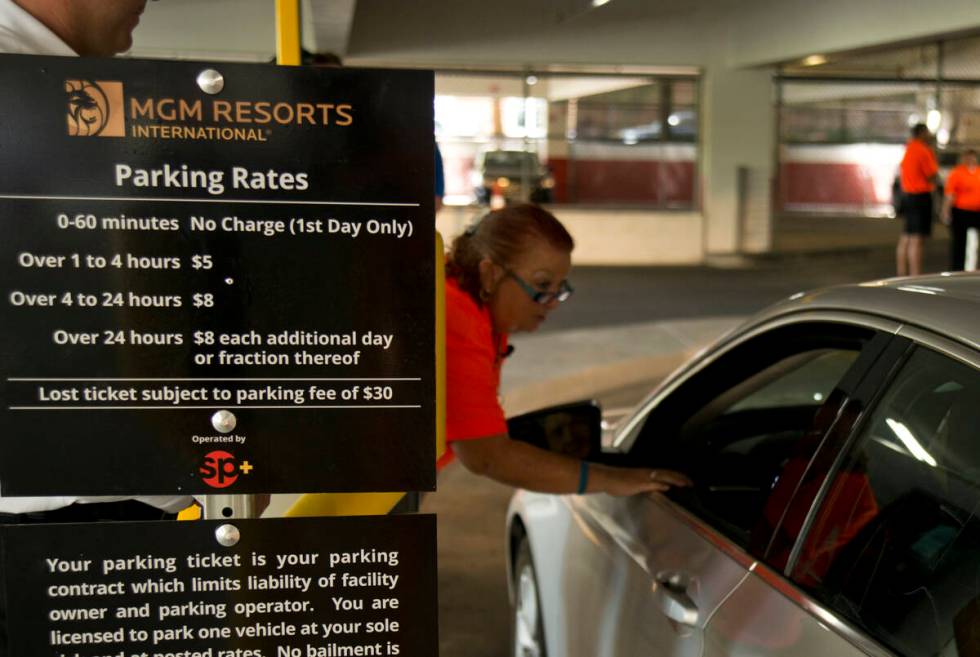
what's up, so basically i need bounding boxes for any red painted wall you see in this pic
[547,158,696,204]
[779,162,884,206]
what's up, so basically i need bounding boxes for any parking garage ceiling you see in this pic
[131,0,980,73]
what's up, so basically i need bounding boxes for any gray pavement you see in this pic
[541,238,950,332]
[501,316,740,416]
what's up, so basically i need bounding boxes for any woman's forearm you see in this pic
[452,435,689,496]
[454,434,582,493]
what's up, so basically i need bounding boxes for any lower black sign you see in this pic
[1,515,437,657]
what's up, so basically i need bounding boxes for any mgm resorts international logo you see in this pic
[65,79,125,137]
[64,78,352,142]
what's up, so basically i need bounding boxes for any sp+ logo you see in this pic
[200,450,253,488]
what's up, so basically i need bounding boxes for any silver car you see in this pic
[506,273,980,657]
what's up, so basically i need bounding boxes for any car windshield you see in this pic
[483,151,539,168]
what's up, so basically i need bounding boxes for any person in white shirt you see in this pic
[0,0,147,56]
[0,0,192,521]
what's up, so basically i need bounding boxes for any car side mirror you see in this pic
[507,401,602,460]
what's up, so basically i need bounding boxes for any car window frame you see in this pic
[770,332,913,571]
[678,326,980,657]
[786,326,980,576]
[613,311,903,453]
[579,311,911,657]
[607,311,905,556]
[780,327,980,657]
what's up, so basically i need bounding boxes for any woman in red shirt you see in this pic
[444,204,689,495]
[942,149,980,271]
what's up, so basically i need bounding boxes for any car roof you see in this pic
[753,272,980,350]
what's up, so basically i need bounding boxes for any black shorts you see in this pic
[903,192,933,236]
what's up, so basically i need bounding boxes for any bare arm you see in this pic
[925,148,939,184]
[453,434,691,496]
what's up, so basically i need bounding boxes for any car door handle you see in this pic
[653,571,699,626]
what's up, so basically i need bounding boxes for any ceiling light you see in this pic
[592,0,612,7]
[802,54,827,67]
[927,109,942,132]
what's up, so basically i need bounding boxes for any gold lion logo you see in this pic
[66,79,124,137]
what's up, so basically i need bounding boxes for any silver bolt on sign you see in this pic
[211,409,237,433]
[196,69,225,95]
[215,523,241,547]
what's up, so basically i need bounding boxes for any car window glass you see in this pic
[672,349,858,550]
[727,350,857,412]
[628,322,872,554]
[791,347,980,657]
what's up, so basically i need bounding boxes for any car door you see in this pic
[705,331,980,657]
[557,315,902,657]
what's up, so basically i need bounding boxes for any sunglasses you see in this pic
[506,270,574,305]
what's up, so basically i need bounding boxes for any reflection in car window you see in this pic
[673,349,858,549]
[791,347,980,657]
[630,322,871,553]
[727,351,858,413]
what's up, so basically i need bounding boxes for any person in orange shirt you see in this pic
[444,203,690,495]
[896,123,939,276]
[941,149,980,271]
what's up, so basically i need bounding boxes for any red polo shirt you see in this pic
[900,139,938,194]
[945,164,980,211]
[441,277,509,468]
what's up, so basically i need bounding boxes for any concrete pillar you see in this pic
[700,66,774,257]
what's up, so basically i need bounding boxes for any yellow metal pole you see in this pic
[285,491,407,517]
[435,231,446,464]
[275,0,301,66]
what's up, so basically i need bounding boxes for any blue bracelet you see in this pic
[577,461,589,495]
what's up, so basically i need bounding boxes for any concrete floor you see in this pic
[540,236,951,333]
[422,463,515,657]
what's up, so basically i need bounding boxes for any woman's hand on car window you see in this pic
[592,464,693,497]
